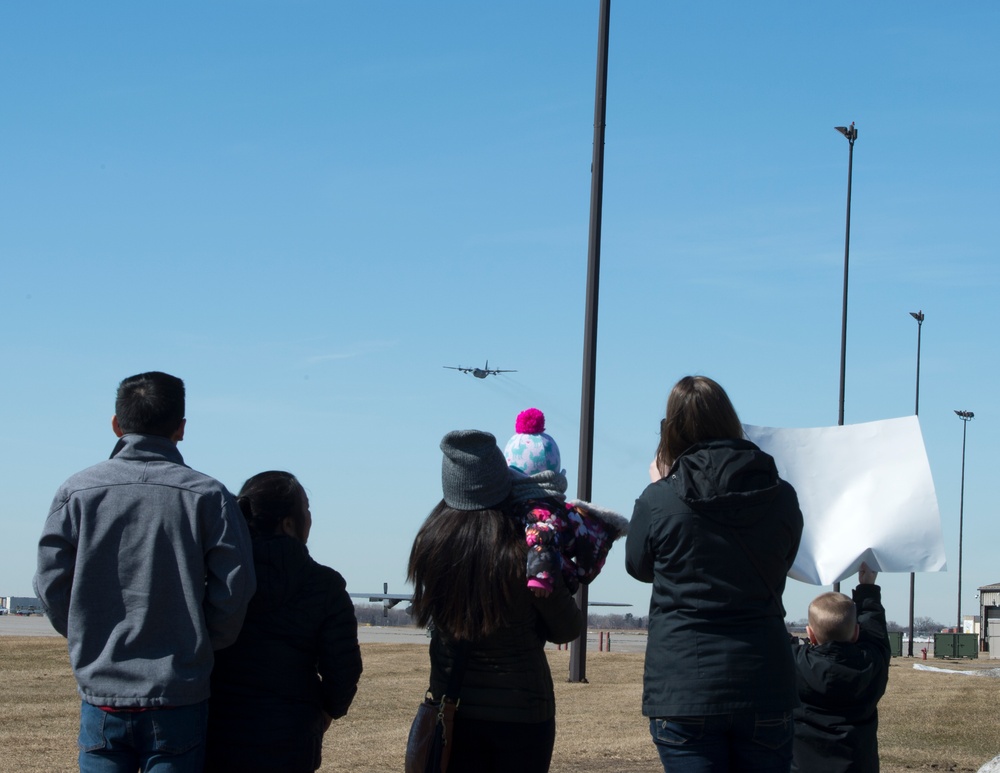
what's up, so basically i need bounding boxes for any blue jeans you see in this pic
[649,711,793,773]
[78,700,208,773]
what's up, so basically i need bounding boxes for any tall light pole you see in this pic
[570,0,611,684]
[832,121,856,594]
[907,310,924,656]
[954,409,974,631]
[835,122,857,428]
[910,311,924,414]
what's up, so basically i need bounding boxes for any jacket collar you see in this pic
[109,433,185,465]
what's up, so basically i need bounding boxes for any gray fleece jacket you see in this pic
[34,434,256,708]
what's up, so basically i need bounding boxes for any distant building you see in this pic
[979,582,1000,657]
[0,596,42,615]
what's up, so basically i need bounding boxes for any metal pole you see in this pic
[837,127,855,428]
[955,410,973,631]
[570,0,611,684]
[832,122,856,594]
[907,311,923,656]
[912,312,923,416]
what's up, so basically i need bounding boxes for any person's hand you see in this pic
[531,587,552,599]
[322,712,333,732]
[858,561,877,585]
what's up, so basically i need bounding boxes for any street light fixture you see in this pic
[832,121,856,594]
[954,409,974,631]
[907,310,924,656]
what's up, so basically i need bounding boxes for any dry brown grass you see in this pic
[1,637,997,772]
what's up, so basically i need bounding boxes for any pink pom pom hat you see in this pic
[504,408,561,476]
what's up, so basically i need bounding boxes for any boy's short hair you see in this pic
[808,591,857,644]
[115,371,185,437]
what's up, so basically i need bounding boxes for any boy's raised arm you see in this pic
[853,562,889,655]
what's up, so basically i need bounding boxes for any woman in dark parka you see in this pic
[206,471,363,773]
[626,376,804,772]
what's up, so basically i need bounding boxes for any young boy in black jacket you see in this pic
[791,562,891,773]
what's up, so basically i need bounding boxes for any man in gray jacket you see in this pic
[34,371,256,773]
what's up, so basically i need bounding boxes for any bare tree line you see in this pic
[357,605,951,636]
[354,604,650,630]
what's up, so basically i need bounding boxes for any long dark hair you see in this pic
[237,470,307,540]
[656,375,744,472]
[407,500,526,641]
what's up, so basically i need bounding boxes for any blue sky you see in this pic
[2,2,997,629]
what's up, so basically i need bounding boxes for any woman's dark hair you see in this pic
[407,501,526,641]
[115,371,185,437]
[237,470,307,540]
[656,375,744,472]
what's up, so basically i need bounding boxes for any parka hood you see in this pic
[669,438,784,526]
[796,641,884,708]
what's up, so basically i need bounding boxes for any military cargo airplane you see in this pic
[351,584,630,617]
[443,361,516,379]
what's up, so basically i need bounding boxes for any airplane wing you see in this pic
[350,593,412,606]
[351,592,629,608]
[443,366,471,373]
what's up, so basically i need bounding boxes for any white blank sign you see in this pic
[744,416,947,586]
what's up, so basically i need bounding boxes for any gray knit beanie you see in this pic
[440,429,512,510]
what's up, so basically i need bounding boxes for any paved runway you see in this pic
[0,614,649,652]
[355,624,649,652]
[10,615,973,663]
[0,614,60,637]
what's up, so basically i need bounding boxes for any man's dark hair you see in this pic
[115,372,186,437]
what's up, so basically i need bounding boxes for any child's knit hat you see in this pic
[504,408,561,476]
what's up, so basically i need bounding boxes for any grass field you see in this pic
[2,636,998,772]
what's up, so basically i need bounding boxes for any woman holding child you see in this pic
[626,376,804,772]
[406,429,586,773]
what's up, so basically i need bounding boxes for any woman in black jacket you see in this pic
[626,376,804,772]
[407,430,584,773]
[206,471,363,773]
